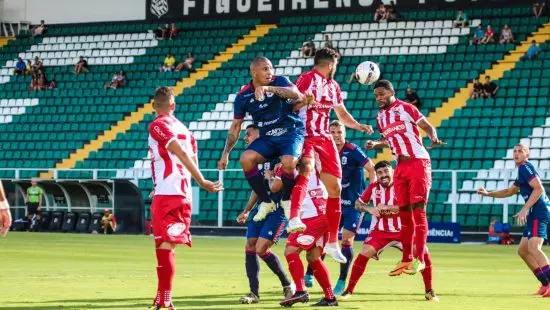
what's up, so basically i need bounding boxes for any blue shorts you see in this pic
[247,129,304,159]
[339,206,364,234]
[246,206,287,243]
[522,215,548,239]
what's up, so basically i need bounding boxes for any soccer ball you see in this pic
[355,61,380,85]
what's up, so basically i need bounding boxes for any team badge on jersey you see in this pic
[341,156,348,165]
[296,234,315,246]
[167,223,186,237]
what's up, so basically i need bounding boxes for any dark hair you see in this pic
[374,160,392,170]
[246,124,259,131]
[532,40,536,44]
[373,79,395,92]
[153,87,174,107]
[314,48,339,66]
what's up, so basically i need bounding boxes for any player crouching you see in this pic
[341,161,438,302]
[281,165,338,307]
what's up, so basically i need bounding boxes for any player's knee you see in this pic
[362,245,377,258]
[246,239,257,250]
[255,243,271,256]
[517,246,529,258]
[298,159,314,176]
[281,157,298,172]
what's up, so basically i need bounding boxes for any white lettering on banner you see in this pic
[428,228,454,237]
[258,0,272,11]
[336,0,352,6]
[216,0,230,13]
[237,0,251,12]
[183,0,196,15]
[292,0,306,10]
[358,0,375,6]
[279,0,285,10]
[203,0,210,14]
[314,0,329,8]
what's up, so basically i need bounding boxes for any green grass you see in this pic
[1,232,549,309]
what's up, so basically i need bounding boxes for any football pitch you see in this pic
[1,233,549,310]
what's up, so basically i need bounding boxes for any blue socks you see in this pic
[245,250,260,296]
[261,251,291,287]
[339,244,354,281]
[245,167,271,203]
[281,171,296,201]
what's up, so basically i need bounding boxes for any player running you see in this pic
[366,80,444,276]
[148,87,223,310]
[303,120,376,292]
[290,48,373,263]
[281,163,339,307]
[218,56,308,223]
[0,180,11,237]
[477,144,550,297]
[340,160,439,302]
[236,124,295,304]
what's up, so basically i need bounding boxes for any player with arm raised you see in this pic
[290,48,373,263]
[340,161,438,301]
[477,144,550,297]
[366,80,444,276]
[235,124,294,304]
[148,87,223,310]
[218,57,307,223]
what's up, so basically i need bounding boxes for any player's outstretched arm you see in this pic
[365,137,389,150]
[256,85,302,101]
[363,159,377,183]
[0,180,12,237]
[334,105,373,133]
[418,118,446,149]
[218,119,243,170]
[477,184,519,199]
[355,199,380,217]
[237,191,258,224]
[167,141,223,193]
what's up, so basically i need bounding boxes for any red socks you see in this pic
[413,208,428,263]
[285,253,305,292]
[346,254,369,294]
[421,250,433,292]
[399,208,415,262]
[326,197,342,243]
[310,258,335,300]
[290,175,309,219]
[156,248,175,306]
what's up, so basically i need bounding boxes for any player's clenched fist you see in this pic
[199,180,223,193]
[476,186,489,196]
[217,155,229,170]
[365,140,377,150]
[236,211,249,224]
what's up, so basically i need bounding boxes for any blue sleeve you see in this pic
[352,146,370,168]
[273,75,294,87]
[233,94,246,119]
[519,164,538,185]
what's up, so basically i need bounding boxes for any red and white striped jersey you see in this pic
[148,114,197,198]
[295,69,343,138]
[301,169,328,219]
[376,99,430,160]
[358,181,401,233]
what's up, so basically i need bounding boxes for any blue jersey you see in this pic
[340,142,369,207]
[514,161,550,219]
[234,76,304,136]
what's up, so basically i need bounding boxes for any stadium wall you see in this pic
[1,0,146,24]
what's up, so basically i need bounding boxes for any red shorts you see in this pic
[286,215,329,251]
[151,195,192,247]
[302,136,342,178]
[394,158,432,207]
[364,230,402,254]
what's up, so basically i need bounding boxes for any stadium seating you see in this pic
[0,6,547,229]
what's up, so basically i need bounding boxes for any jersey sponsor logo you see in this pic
[342,199,352,206]
[308,103,333,109]
[381,124,406,137]
[342,182,350,188]
[258,118,279,127]
[167,223,186,237]
[258,103,268,109]
[296,234,315,246]
[153,125,168,140]
[265,128,288,136]
[341,156,348,165]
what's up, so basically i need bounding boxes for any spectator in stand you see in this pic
[480,25,495,44]
[32,56,43,73]
[29,70,46,91]
[155,23,170,39]
[30,20,47,37]
[104,71,126,89]
[25,60,32,75]
[101,209,117,234]
[453,9,468,28]
[470,78,484,99]
[47,79,56,90]
[373,3,388,22]
[324,34,334,49]
[300,38,315,57]
[168,23,178,40]
[73,56,89,74]
[386,1,397,21]
[159,53,176,72]
[175,52,195,72]
[520,40,542,60]
[533,2,546,17]
[404,86,421,108]
[483,76,499,99]
[499,24,514,44]
[13,58,26,75]
[470,24,485,45]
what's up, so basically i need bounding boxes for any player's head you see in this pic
[513,143,529,165]
[329,120,346,147]
[31,178,38,186]
[314,48,339,79]
[244,124,260,146]
[153,87,175,114]
[104,208,111,214]
[485,76,491,82]
[250,56,273,86]
[373,80,395,108]
[374,160,393,187]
